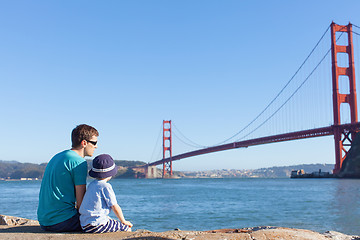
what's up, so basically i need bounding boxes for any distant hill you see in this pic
[0,160,47,179]
[0,159,147,179]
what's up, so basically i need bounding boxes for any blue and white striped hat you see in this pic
[89,154,118,178]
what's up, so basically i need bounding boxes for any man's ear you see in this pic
[81,139,87,148]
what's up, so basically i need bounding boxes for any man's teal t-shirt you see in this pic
[37,150,88,226]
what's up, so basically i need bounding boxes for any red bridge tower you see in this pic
[331,22,358,174]
[162,120,173,177]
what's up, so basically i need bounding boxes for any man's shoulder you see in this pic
[50,150,85,170]
[62,150,85,163]
[51,149,78,159]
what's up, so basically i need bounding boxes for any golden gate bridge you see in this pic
[141,22,360,178]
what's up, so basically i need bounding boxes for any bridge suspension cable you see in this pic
[237,47,332,141]
[350,23,360,37]
[150,124,163,162]
[350,24,360,36]
[235,30,351,141]
[172,24,333,149]
[172,123,208,148]
[217,25,332,144]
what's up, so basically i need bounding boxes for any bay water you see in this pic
[1,178,360,235]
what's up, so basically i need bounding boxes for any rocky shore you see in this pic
[1,215,359,240]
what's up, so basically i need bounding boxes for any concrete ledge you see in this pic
[0,215,359,240]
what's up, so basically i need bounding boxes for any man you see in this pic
[37,124,99,232]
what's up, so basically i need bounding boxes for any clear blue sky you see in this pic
[1,0,360,171]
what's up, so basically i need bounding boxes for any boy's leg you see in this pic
[107,219,131,232]
[82,219,130,233]
[40,213,82,232]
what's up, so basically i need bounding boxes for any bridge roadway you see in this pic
[147,122,360,167]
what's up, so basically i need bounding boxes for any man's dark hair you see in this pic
[71,124,99,148]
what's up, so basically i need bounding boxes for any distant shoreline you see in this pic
[0,178,40,181]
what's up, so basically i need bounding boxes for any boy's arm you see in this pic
[111,204,133,228]
[75,184,86,209]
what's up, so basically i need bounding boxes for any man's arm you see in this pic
[75,184,86,209]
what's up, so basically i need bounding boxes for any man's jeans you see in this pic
[40,213,82,232]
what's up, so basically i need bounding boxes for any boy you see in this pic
[79,154,133,233]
